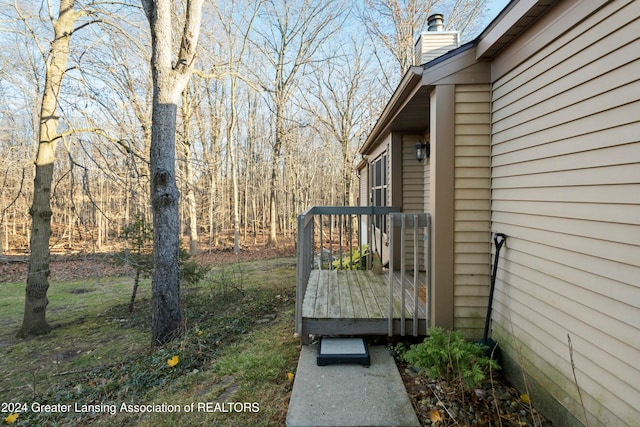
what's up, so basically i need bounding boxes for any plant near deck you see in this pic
[402,327,500,390]
[331,244,369,270]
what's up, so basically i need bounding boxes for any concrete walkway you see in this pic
[286,345,420,427]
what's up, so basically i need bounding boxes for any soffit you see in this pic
[386,85,432,134]
[477,0,559,59]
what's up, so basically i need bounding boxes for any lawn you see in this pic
[0,256,299,426]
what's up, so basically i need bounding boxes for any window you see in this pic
[370,153,388,232]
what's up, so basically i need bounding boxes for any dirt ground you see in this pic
[0,240,296,284]
[398,361,553,426]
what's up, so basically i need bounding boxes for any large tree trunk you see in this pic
[141,0,203,347]
[19,0,78,338]
[149,102,182,345]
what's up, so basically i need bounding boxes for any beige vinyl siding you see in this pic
[453,84,491,339]
[423,149,430,214]
[402,135,424,212]
[490,1,640,425]
[400,135,426,271]
[358,163,368,207]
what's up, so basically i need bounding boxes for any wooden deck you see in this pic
[295,208,431,342]
[300,270,429,340]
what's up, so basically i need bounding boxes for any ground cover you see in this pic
[393,334,553,427]
[2,246,554,427]
[1,253,298,426]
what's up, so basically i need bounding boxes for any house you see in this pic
[351,0,640,425]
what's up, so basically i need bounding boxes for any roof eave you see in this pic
[359,66,423,155]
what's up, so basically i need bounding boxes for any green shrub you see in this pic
[331,244,369,270]
[402,327,499,389]
[179,248,210,286]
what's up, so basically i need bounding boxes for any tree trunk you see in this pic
[181,89,198,255]
[19,0,78,338]
[266,111,284,247]
[141,0,203,347]
[228,85,240,254]
[21,162,54,337]
[150,102,182,345]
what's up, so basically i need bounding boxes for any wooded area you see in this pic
[0,0,487,257]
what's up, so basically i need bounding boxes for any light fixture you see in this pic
[414,140,430,162]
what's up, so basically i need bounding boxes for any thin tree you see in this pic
[214,0,261,254]
[180,86,199,255]
[306,39,373,207]
[18,0,82,337]
[253,0,346,247]
[140,0,204,346]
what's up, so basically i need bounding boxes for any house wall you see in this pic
[429,85,456,330]
[453,84,491,339]
[402,134,425,212]
[401,134,426,271]
[423,142,431,214]
[364,135,392,264]
[423,45,493,336]
[489,1,640,425]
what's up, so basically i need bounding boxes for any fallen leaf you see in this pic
[4,414,19,425]
[287,372,295,382]
[167,355,179,367]
[520,393,530,404]
[429,409,443,423]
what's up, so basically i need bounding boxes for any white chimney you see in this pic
[414,14,460,65]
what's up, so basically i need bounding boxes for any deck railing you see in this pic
[296,206,431,337]
[389,212,431,337]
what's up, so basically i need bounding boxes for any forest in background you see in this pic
[0,0,490,256]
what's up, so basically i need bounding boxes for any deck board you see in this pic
[339,271,355,318]
[357,271,385,318]
[302,271,319,317]
[303,270,427,320]
[327,271,341,318]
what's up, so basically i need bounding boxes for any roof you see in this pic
[358,0,558,156]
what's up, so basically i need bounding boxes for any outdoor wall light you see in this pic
[414,140,430,162]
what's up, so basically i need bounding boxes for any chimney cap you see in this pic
[427,13,444,32]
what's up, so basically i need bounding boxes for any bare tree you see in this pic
[180,85,199,255]
[140,0,204,346]
[17,0,83,337]
[306,39,374,206]
[214,0,261,253]
[360,0,487,82]
[253,0,346,247]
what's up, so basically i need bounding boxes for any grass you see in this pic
[0,257,299,426]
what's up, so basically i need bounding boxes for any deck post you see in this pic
[413,214,419,336]
[400,214,406,336]
[388,215,394,337]
[426,214,431,334]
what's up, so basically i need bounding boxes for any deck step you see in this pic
[317,337,370,366]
